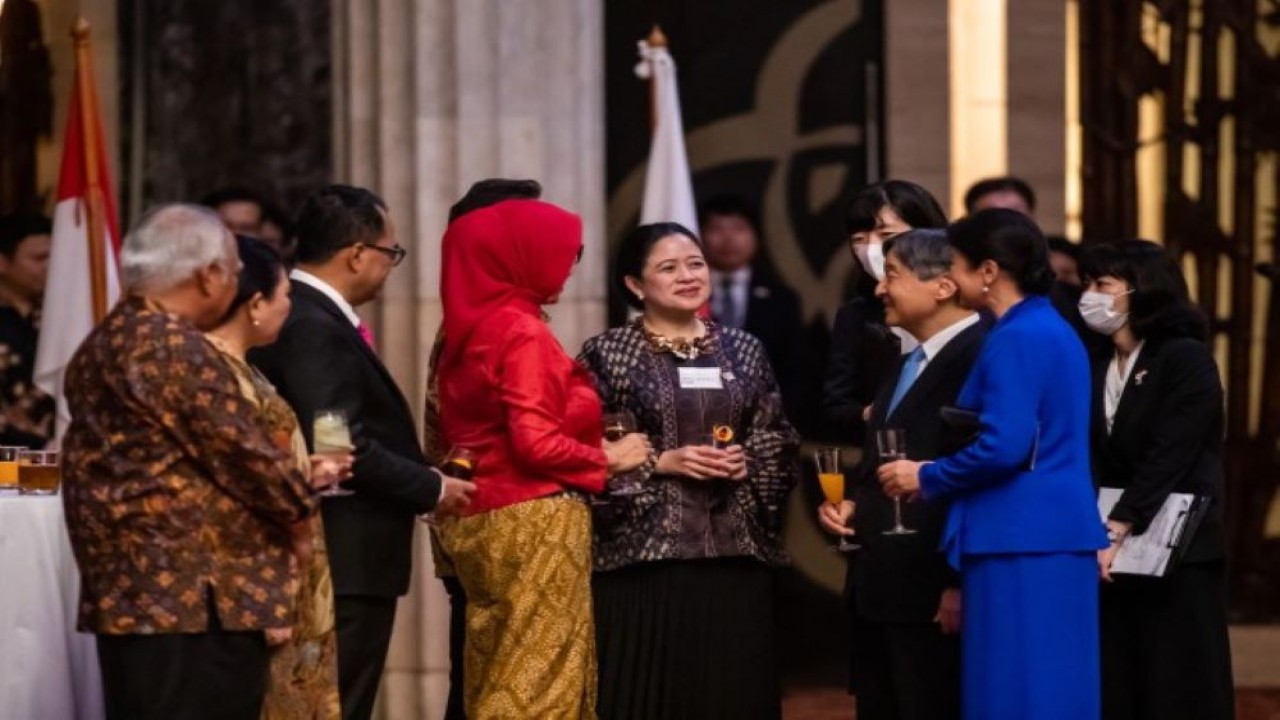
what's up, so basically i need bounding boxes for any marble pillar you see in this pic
[331,1,606,717]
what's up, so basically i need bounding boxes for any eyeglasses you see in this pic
[362,243,408,267]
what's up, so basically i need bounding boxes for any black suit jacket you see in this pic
[847,317,988,623]
[1090,335,1225,564]
[822,296,903,446]
[738,269,808,426]
[250,282,442,597]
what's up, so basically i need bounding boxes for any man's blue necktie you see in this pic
[887,346,926,416]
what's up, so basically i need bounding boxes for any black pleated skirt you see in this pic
[593,557,781,720]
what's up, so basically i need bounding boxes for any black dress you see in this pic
[579,321,799,720]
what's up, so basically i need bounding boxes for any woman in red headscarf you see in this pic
[434,199,650,718]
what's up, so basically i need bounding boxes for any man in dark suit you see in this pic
[818,228,987,720]
[700,195,808,425]
[251,185,475,720]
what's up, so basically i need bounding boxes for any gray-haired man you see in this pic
[818,228,989,720]
[62,204,317,719]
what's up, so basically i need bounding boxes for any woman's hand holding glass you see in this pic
[655,445,740,480]
[605,433,651,475]
[877,459,924,499]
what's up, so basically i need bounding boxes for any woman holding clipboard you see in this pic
[1079,240,1234,720]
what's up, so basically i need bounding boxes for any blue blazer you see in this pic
[919,295,1108,566]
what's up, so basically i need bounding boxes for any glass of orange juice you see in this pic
[815,447,857,552]
[0,446,22,495]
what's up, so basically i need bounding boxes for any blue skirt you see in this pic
[963,552,1100,720]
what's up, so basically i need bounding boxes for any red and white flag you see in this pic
[34,20,121,436]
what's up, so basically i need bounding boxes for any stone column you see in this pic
[1007,0,1067,233]
[331,1,606,717]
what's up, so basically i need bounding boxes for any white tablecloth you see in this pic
[0,496,104,720]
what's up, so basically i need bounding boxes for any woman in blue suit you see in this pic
[879,209,1108,720]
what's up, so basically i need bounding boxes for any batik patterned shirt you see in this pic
[62,295,317,634]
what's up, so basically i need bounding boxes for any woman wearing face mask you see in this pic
[823,181,948,439]
[1079,240,1234,720]
[877,209,1108,720]
[579,223,800,719]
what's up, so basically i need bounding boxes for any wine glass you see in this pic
[875,428,916,535]
[313,409,355,497]
[600,411,645,500]
[815,446,858,552]
[423,446,476,524]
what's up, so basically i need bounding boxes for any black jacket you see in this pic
[847,317,989,623]
[737,268,809,428]
[1091,335,1225,564]
[822,296,902,445]
[250,282,442,597]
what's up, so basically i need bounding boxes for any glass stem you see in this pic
[893,497,904,529]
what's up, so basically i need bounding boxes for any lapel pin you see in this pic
[1134,370,1148,386]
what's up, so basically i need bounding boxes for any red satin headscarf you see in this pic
[439,199,583,367]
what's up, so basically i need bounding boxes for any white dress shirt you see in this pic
[914,312,981,374]
[1104,341,1144,434]
[290,268,361,328]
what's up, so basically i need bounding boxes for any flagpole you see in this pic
[72,18,109,322]
[645,25,667,135]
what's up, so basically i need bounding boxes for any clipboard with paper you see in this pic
[1096,487,1208,577]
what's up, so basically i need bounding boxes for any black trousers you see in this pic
[1101,560,1235,720]
[442,575,468,720]
[335,594,398,720]
[96,630,268,720]
[852,615,961,720]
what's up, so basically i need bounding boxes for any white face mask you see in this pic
[854,242,886,281]
[1078,290,1132,335]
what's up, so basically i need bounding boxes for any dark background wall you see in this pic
[118,0,331,223]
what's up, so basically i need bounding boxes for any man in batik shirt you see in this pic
[0,212,54,446]
[61,204,318,720]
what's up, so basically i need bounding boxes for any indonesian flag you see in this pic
[34,20,122,436]
[635,34,699,236]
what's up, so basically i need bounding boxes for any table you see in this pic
[0,495,104,720]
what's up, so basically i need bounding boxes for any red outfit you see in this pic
[438,200,607,514]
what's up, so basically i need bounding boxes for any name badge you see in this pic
[678,367,724,390]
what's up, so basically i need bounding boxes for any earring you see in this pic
[252,318,261,327]
[982,285,990,294]
[635,293,644,301]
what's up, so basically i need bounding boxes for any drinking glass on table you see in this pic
[313,409,355,497]
[815,446,858,552]
[875,428,916,535]
[0,446,23,495]
[18,449,60,495]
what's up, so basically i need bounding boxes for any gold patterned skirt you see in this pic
[262,515,341,720]
[435,495,597,719]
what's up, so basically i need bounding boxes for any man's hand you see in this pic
[817,500,855,536]
[935,588,962,635]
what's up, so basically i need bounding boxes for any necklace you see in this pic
[637,318,714,361]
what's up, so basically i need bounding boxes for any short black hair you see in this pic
[292,185,389,265]
[0,212,52,258]
[222,235,286,323]
[1046,235,1081,261]
[614,222,702,310]
[963,176,1037,214]
[200,186,267,212]
[1080,239,1208,342]
[699,195,761,235]
[448,179,542,224]
[946,208,1056,295]
[844,180,948,236]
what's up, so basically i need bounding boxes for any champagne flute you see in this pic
[313,409,355,497]
[815,447,858,552]
[876,428,916,535]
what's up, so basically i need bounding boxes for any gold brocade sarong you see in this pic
[435,495,597,719]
